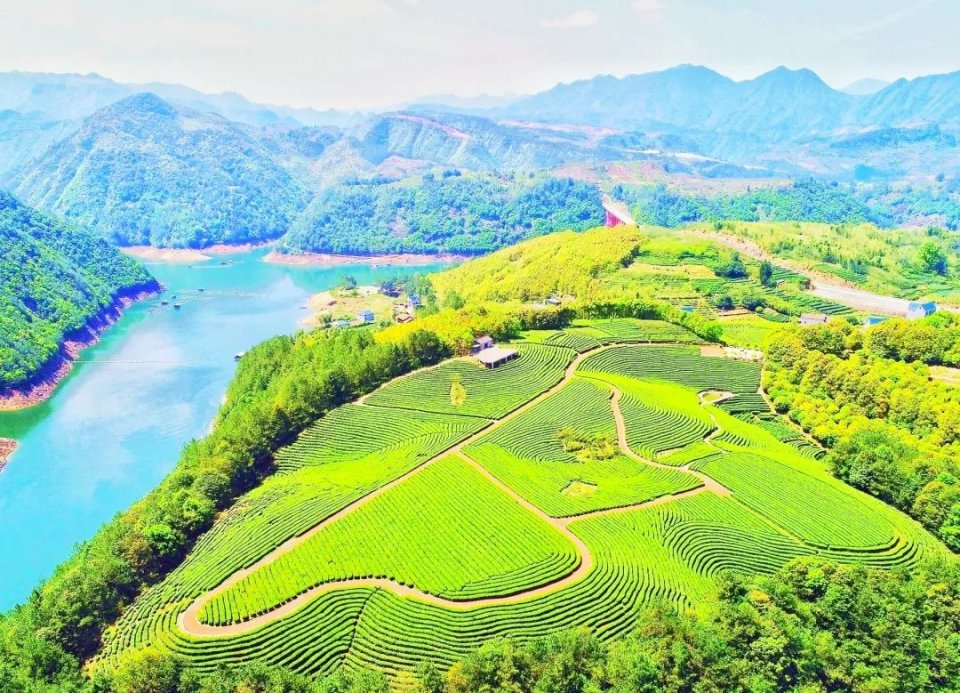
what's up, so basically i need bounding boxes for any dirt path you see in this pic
[689,230,913,316]
[179,347,604,636]
[177,345,733,638]
[607,386,730,496]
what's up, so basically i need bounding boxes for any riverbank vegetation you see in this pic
[0,191,158,393]
[0,327,451,689]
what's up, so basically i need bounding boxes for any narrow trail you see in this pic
[607,386,731,497]
[176,344,730,638]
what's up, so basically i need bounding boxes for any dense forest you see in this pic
[765,319,960,549]
[0,191,157,390]
[11,94,308,248]
[279,174,604,255]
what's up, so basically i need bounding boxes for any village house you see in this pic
[799,313,829,326]
[475,346,519,368]
[379,284,401,298]
[395,312,413,324]
[864,315,888,327]
[471,335,495,353]
[357,310,375,323]
[907,301,937,320]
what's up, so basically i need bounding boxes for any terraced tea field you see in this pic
[364,342,575,418]
[96,320,946,682]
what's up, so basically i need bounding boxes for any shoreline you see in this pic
[121,241,274,264]
[0,282,162,412]
[122,247,213,263]
[263,250,468,267]
[0,438,15,473]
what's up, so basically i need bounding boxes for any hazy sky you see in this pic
[1,0,957,109]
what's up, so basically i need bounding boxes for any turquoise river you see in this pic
[0,249,444,608]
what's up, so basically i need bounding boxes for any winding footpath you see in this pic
[177,345,728,638]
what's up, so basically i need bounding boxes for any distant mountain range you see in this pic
[2,65,960,249]
[841,78,891,96]
[0,71,358,127]
[490,65,960,135]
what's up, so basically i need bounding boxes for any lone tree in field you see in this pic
[759,260,775,287]
[917,241,948,276]
[450,376,467,406]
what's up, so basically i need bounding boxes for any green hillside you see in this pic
[0,191,157,391]
[93,323,941,683]
[11,93,308,248]
[2,226,958,693]
[279,174,603,255]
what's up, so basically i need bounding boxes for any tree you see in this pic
[917,241,948,275]
[449,376,467,406]
[444,291,466,310]
[759,260,775,287]
[938,503,960,552]
[714,295,735,311]
[108,649,184,693]
[827,425,919,510]
[714,252,748,279]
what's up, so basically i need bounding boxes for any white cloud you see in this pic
[542,9,599,29]
[631,0,665,16]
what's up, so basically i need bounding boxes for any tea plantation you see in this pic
[96,319,944,681]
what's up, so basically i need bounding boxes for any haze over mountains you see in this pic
[2,64,960,249]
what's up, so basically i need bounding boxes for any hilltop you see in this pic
[11,93,308,248]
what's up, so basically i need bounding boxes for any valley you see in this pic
[0,249,445,608]
[3,17,960,686]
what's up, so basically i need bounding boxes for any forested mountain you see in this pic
[11,93,309,248]
[280,174,604,254]
[0,191,157,391]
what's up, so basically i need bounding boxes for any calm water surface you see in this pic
[0,250,443,608]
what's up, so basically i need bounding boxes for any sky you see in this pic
[0,0,958,110]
